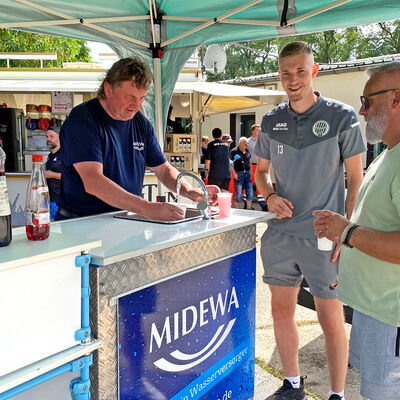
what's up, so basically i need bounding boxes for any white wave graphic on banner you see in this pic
[154,319,236,372]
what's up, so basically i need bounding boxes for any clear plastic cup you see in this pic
[318,237,333,251]
[217,192,232,219]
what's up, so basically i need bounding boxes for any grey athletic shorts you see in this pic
[260,227,338,299]
[349,310,400,400]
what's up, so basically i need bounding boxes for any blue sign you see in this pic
[118,249,256,400]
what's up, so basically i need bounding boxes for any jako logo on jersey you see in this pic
[133,141,144,150]
[312,120,330,137]
[273,122,288,131]
[149,287,239,372]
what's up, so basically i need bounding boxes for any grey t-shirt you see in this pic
[255,94,366,239]
[247,135,258,164]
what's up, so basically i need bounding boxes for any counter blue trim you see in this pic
[0,252,97,399]
[0,355,92,400]
[75,254,91,341]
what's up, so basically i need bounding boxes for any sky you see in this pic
[88,41,116,68]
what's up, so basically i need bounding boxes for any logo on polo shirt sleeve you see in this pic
[312,120,330,137]
[133,141,145,150]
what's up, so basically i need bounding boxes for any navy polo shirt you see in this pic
[45,149,61,202]
[205,139,231,180]
[230,147,251,172]
[59,98,166,216]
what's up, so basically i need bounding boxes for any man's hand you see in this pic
[267,194,294,219]
[144,202,185,221]
[184,185,221,205]
[312,210,348,242]
[45,170,61,179]
[313,210,349,262]
[206,185,220,205]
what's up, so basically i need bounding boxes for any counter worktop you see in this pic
[0,229,101,272]
[5,209,274,267]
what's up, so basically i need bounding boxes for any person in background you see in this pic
[204,128,231,192]
[200,135,210,181]
[247,124,268,211]
[45,125,61,220]
[221,134,234,149]
[57,57,219,221]
[255,41,366,400]
[230,136,253,209]
[313,62,400,400]
[166,104,185,133]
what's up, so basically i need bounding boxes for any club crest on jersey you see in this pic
[312,120,329,137]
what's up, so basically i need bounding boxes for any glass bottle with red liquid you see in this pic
[25,154,50,240]
[0,142,12,247]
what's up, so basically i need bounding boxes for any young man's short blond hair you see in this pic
[279,41,312,60]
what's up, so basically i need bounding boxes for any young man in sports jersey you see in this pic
[255,41,366,400]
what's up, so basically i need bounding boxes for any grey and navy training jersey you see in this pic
[255,94,366,239]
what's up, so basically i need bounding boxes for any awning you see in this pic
[174,81,286,115]
[0,68,106,92]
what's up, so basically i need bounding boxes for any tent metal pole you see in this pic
[153,57,164,197]
[288,0,351,25]
[161,0,263,47]
[164,16,278,26]
[192,91,201,173]
[0,15,149,29]
[13,0,149,47]
[148,0,156,47]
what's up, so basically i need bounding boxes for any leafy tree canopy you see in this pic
[205,20,400,81]
[0,29,92,68]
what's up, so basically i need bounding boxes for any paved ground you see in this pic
[252,222,364,400]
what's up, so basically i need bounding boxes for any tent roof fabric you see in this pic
[2,1,400,51]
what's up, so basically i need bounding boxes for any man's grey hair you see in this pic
[366,61,400,78]
[239,136,248,143]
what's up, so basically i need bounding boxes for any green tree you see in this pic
[0,29,92,68]
[205,20,400,81]
[355,21,400,58]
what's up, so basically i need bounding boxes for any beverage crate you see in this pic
[164,152,193,171]
[164,134,197,153]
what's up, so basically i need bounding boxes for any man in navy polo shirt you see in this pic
[57,57,216,221]
[204,128,231,191]
[255,41,366,400]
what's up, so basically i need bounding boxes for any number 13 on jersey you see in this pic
[277,144,284,155]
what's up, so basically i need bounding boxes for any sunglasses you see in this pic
[360,88,398,110]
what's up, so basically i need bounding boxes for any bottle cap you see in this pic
[32,154,43,162]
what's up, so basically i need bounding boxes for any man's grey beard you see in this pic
[365,105,389,144]
[47,143,57,150]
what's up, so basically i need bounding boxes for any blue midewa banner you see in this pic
[118,249,256,400]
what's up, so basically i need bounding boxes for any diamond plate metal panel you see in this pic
[90,225,256,400]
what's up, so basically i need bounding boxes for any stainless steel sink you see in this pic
[114,207,218,224]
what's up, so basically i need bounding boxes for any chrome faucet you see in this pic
[176,171,211,220]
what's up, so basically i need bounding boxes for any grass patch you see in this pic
[297,320,319,327]
[256,320,319,330]
[255,357,326,400]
